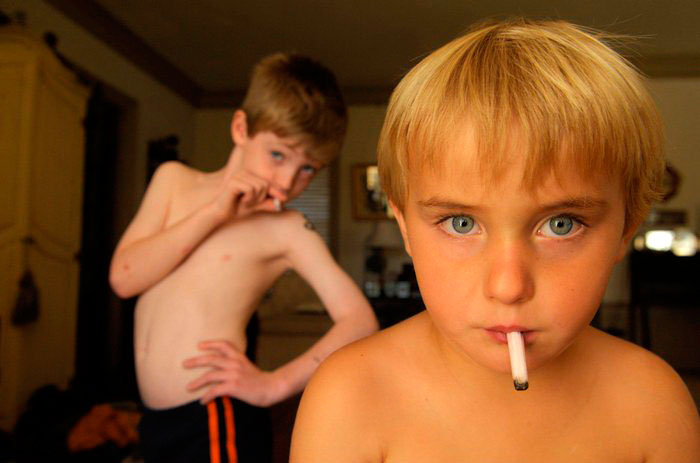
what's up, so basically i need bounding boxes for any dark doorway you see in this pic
[75,85,138,401]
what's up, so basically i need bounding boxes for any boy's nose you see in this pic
[273,170,296,201]
[484,242,534,306]
[275,167,297,193]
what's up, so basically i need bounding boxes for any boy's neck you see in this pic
[223,146,243,175]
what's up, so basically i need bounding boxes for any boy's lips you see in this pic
[485,326,535,344]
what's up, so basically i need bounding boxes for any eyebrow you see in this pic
[418,197,609,211]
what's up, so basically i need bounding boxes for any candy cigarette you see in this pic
[506,331,528,391]
[273,198,282,211]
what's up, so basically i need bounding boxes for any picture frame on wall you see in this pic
[351,163,393,220]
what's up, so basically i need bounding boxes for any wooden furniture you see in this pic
[0,26,89,428]
[370,296,425,329]
[629,250,700,349]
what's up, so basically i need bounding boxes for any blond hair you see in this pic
[378,18,665,230]
[241,52,347,164]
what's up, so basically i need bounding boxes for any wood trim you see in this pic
[197,86,395,108]
[43,0,202,105]
[197,90,246,108]
[633,54,700,78]
[40,1,700,109]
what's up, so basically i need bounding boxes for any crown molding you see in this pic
[634,54,700,78]
[197,86,395,108]
[43,0,202,105]
[42,0,700,110]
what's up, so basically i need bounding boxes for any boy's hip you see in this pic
[138,396,272,463]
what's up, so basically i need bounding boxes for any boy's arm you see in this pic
[184,212,378,406]
[110,162,278,298]
[109,162,222,298]
[267,212,379,400]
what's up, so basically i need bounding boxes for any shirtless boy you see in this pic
[109,53,377,463]
[291,19,700,462]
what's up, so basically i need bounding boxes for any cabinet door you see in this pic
[0,40,37,429]
[19,66,87,405]
[0,30,88,428]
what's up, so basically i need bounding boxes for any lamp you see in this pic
[363,221,404,298]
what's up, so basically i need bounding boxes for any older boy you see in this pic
[109,53,377,463]
[291,19,700,462]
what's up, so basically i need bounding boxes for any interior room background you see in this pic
[1,1,698,455]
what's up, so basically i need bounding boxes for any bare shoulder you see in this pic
[587,329,700,458]
[251,209,314,233]
[256,209,326,254]
[151,160,190,184]
[298,312,431,421]
[271,209,318,235]
[318,312,425,374]
[292,314,429,462]
[588,329,693,402]
[142,160,197,200]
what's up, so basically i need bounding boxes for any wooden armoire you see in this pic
[0,26,89,429]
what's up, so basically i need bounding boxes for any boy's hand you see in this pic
[183,340,283,407]
[212,171,282,221]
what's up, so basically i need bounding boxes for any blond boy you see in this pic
[109,53,377,463]
[291,19,700,462]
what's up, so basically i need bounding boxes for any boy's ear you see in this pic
[615,222,640,262]
[230,110,249,145]
[389,201,412,257]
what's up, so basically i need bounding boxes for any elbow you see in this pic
[109,264,138,299]
[353,309,379,339]
[365,313,380,335]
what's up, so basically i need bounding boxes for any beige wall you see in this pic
[649,78,700,234]
[191,108,235,171]
[1,0,197,234]
[603,78,700,304]
[188,81,700,303]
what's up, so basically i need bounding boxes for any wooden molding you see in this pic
[196,90,246,108]
[41,0,700,110]
[43,0,202,105]
[633,54,700,78]
[197,86,395,108]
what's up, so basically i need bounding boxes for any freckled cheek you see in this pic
[538,260,610,328]
[411,236,482,320]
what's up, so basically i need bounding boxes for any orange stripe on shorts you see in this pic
[207,401,221,463]
[222,397,237,462]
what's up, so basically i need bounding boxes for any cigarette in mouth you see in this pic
[273,198,282,211]
[506,331,528,391]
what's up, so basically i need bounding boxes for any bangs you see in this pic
[378,18,665,228]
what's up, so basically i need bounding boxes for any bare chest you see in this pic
[376,383,641,462]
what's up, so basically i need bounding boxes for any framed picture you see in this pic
[351,164,393,220]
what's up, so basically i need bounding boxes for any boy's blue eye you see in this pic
[271,151,283,160]
[543,215,576,237]
[450,216,475,234]
[301,165,317,174]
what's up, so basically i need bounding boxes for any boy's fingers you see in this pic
[255,197,282,213]
[183,354,236,369]
[199,340,241,356]
[186,370,231,391]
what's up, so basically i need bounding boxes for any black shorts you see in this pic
[138,397,272,463]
